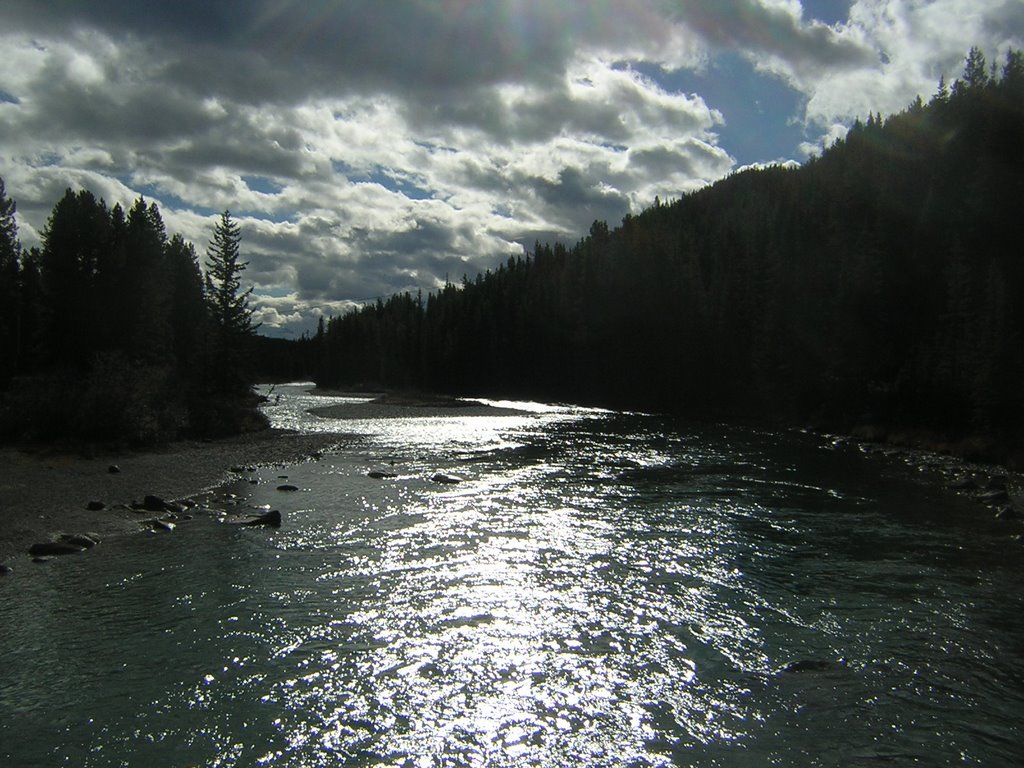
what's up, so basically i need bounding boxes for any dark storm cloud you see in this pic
[672,0,873,70]
[21,70,214,145]
[159,123,308,182]
[4,0,672,104]
[630,145,700,178]
[985,1,1024,43]
[529,167,630,229]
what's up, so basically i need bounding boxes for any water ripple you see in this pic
[2,385,1023,766]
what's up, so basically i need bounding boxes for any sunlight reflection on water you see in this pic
[2,384,1023,766]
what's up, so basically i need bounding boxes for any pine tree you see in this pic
[0,177,21,381]
[123,197,169,360]
[0,177,16,265]
[962,46,990,90]
[204,211,257,392]
[39,188,111,368]
[166,233,206,373]
[205,211,254,335]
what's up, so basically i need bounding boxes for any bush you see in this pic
[74,353,188,444]
[186,392,269,438]
[0,374,80,442]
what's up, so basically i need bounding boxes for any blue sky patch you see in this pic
[242,175,284,195]
[645,54,807,165]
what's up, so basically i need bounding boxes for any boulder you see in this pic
[28,541,86,557]
[276,484,299,492]
[86,500,105,511]
[143,494,170,511]
[779,658,847,674]
[244,509,282,528]
[367,470,398,479]
[431,473,463,485]
[59,533,98,549]
[145,518,176,532]
[0,563,11,576]
[108,464,121,474]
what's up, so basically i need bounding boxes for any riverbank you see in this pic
[307,391,532,420]
[0,390,539,568]
[0,429,349,565]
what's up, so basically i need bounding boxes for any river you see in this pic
[1,383,1022,766]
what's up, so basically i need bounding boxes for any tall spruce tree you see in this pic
[204,210,256,392]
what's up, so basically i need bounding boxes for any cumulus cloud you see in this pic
[672,0,874,76]
[0,1,1021,335]
[788,0,1024,144]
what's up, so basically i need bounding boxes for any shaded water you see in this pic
[2,383,1023,766]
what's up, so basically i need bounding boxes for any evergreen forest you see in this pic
[0,188,261,443]
[2,48,1022,461]
[273,48,1024,461]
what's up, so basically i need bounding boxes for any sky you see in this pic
[1,1,1022,337]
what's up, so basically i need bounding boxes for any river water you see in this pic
[2,383,1023,767]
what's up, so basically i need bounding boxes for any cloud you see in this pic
[1,1,1021,337]
[671,0,875,77]
[1,1,696,103]
[794,1,1024,135]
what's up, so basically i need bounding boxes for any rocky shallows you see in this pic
[0,431,348,567]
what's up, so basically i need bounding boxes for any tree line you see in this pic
[0,187,259,443]
[277,47,1024,459]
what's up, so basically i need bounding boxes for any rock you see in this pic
[108,464,120,474]
[143,494,170,512]
[244,509,282,528]
[431,473,463,485]
[0,563,11,576]
[86,500,105,511]
[276,484,299,492]
[779,658,847,674]
[145,518,176,532]
[28,541,86,557]
[59,533,98,549]
[367,470,398,479]
[995,506,1019,521]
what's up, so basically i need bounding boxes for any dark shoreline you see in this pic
[3,396,1021,570]
[0,428,350,565]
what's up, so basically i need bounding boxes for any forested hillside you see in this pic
[0,188,261,443]
[302,48,1024,457]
